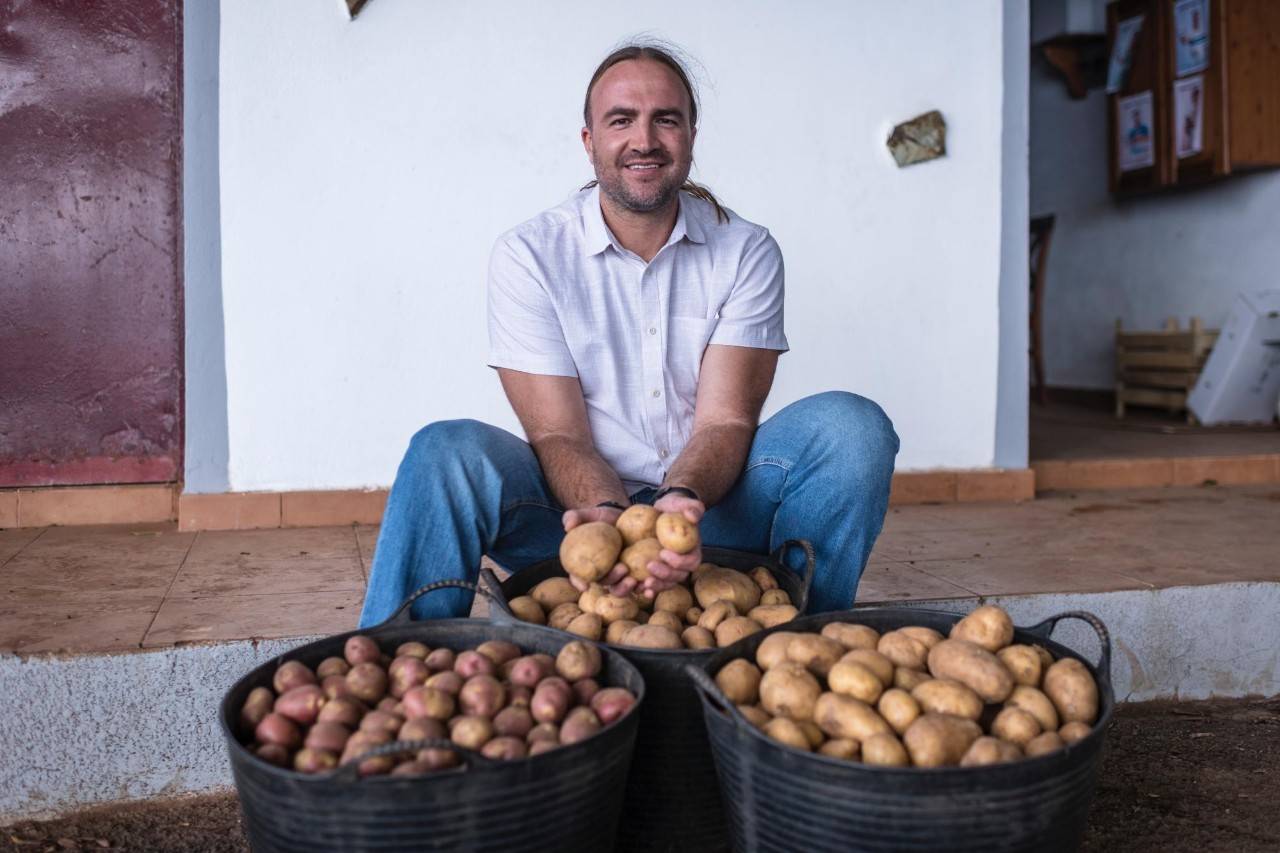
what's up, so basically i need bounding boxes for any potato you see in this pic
[275,685,327,726]
[320,674,353,700]
[529,740,559,756]
[685,606,704,625]
[254,743,291,768]
[911,679,983,721]
[927,639,1015,703]
[861,732,910,767]
[899,626,944,650]
[1043,658,1099,724]
[548,603,584,632]
[273,660,318,695]
[647,610,685,635]
[359,709,404,737]
[347,662,389,704]
[1032,644,1055,671]
[531,681,571,724]
[507,656,551,689]
[960,736,1022,767]
[1059,721,1092,744]
[398,717,445,744]
[798,720,825,749]
[1006,685,1059,733]
[763,717,811,750]
[453,650,496,679]
[756,632,801,671]
[459,675,506,718]
[877,630,929,670]
[424,647,456,672]
[577,584,607,616]
[560,707,602,745]
[682,626,715,649]
[344,636,381,666]
[417,747,461,770]
[827,660,884,705]
[341,730,392,775]
[759,589,791,607]
[424,670,463,695]
[555,640,602,681]
[949,605,1014,652]
[621,538,663,583]
[376,697,400,714]
[991,706,1042,747]
[563,522,624,584]
[694,569,761,613]
[716,616,764,647]
[841,649,895,687]
[317,697,364,728]
[450,715,494,750]
[814,692,893,742]
[615,504,660,546]
[1025,731,1066,757]
[572,678,600,706]
[480,736,528,761]
[818,738,860,760]
[530,577,581,611]
[316,657,351,679]
[509,596,545,625]
[903,713,982,768]
[396,641,430,661]
[255,712,302,749]
[821,622,880,651]
[476,641,521,666]
[697,600,738,632]
[893,666,932,691]
[876,688,921,735]
[737,705,772,729]
[607,620,640,644]
[239,686,276,735]
[654,585,694,619]
[716,659,763,705]
[632,590,655,612]
[748,604,798,629]
[590,687,637,724]
[760,662,822,721]
[620,624,682,649]
[998,645,1043,687]
[747,566,778,591]
[787,635,847,677]
[655,512,700,554]
[293,748,339,774]
[526,722,559,745]
[567,612,604,641]
[388,657,430,699]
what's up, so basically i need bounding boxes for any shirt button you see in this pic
[659,449,669,459]
[652,389,661,398]
[648,327,657,335]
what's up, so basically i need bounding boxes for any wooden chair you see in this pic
[1029,215,1056,405]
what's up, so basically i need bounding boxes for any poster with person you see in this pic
[1107,15,1145,94]
[1117,91,1155,172]
[1174,0,1210,76]
[1175,76,1205,158]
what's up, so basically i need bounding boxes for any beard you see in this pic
[593,151,690,214]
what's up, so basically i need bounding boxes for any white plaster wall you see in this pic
[215,0,1008,492]
[1029,52,1280,390]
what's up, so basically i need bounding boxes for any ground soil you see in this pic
[3,697,1278,852]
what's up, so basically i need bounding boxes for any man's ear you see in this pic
[581,126,593,158]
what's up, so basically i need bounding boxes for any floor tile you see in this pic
[168,555,364,597]
[1,525,192,604]
[0,526,45,565]
[900,554,1153,597]
[143,589,364,647]
[854,562,976,604]
[184,526,359,563]
[355,525,380,577]
[0,601,156,654]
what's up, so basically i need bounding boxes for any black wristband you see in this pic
[653,485,701,504]
[595,500,627,511]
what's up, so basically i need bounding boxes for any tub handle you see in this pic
[382,579,503,627]
[334,737,494,781]
[1025,610,1113,690]
[771,539,816,613]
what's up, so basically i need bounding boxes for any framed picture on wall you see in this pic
[1117,91,1156,172]
[1174,75,1205,158]
[1174,0,1210,76]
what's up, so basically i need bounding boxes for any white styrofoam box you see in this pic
[1189,290,1280,425]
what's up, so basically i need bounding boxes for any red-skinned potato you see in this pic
[321,675,354,701]
[358,709,404,737]
[255,743,291,767]
[560,707,602,744]
[398,717,445,743]
[402,685,455,721]
[317,696,364,728]
[395,641,430,661]
[273,660,317,695]
[239,686,275,735]
[453,650,496,679]
[572,678,601,706]
[459,675,506,718]
[293,748,338,774]
[590,688,636,725]
[255,712,302,750]
[417,747,461,771]
[305,722,352,754]
[344,635,381,666]
[425,671,463,695]
[531,681,572,724]
[526,722,560,745]
[482,736,528,761]
[424,647,456,672]
[316,657,350,679]
[507,656,552,688]
[275,685,327,726]
[529,739,559,756]
[508,685,532,709]
[388,656,430,698]
[450,715,495,750]
[346,662,389,704]
[376,697,400,714]
[494,706,535,739]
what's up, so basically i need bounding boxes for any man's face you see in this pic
[582,59,695,215]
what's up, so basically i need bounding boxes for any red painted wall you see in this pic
[0,0,183,487]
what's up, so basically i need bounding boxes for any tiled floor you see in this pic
[1,485,1277,655]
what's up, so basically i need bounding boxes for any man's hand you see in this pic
[562,505,628,592]
[605,493,706,599]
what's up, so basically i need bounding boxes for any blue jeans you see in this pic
[359,391,899,626]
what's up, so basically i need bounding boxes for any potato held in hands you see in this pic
[656,511,700,554]
[559,522,622,584]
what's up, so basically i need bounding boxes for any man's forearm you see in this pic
[662,422,755,507]
[531,435,631,509]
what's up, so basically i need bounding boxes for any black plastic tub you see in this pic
[219,580,645,853]
[687,607,1114,853]
[482,541,815,853]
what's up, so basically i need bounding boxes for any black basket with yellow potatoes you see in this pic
[482,505,815,853]
[219,580,645,853]
[686,604,1114,853]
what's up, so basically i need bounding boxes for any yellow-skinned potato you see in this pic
[653,585,694,619]
[685,606,704,625]
[716,659,763,704]
[715,616,764,647]
[632,590,655,612]
[1058,721,1092,744]
[899,626,944,651]
[903,713,983,768]
[698,600,738,632]
[577,584,607,617]
[509,596,545,625]
[911,679,983,721]
[682,626,715,649]
[756,632,801,671]
[530,578,580,611]
[646,610,684,635]
[990,706,1042,747]
[818,738,860,760]
[615,504,660,546]
[759,662,822,722]
[1043,658,1099,724]
[877,688,921,735]
[827,660,884,705]
[566,612,603,641]
[694,569,762,613]
[840,648,895,687]
[559,522,622,583]
[1025,731,1066,757]
[620,538,663,583]
[655,511,700,554]
[814,692,893,742]
[893,666,932,691]
[737,705,771,729]
[861,732,910,767]
[878,630,930,670]
[786,634,846,677]
[749,566,778,592]
[821,622,881,652]
[759,588,791,606]
[798,720,825,749]
[763,717,811,751]
[620,624,682,649]
[949,605,1015,652]
[547,603,584,632]
[997,645,1043,687]
[1032,644,1055,671]
[605,619,639,644]
[594,594,640,625]
[748,604,798,629]
[1005,685,1059,733]
[927,639,1015,703]
[960,736,1023,766]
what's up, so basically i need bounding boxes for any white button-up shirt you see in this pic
[487,186,789,494]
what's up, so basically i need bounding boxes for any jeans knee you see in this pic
[405,419,492,466]
[802,391,899,470]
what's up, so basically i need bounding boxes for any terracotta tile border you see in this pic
[1034,455,1280,492]
[177,492,281,531]
[0,490,17,528]
[3,484,177,528]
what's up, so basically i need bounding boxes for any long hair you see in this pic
[580,42,729,224]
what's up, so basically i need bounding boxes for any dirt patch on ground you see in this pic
[4,698,1279,852]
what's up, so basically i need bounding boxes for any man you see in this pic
[358,43,898,626]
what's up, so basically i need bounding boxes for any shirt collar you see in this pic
[582,185,707,257]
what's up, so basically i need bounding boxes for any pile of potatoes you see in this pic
[238,636,637,777]
[712,605,1100,767]
[508,505,798,649]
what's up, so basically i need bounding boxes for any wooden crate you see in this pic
[1115,317,1219,421]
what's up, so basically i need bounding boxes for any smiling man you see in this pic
[358,43,899,626]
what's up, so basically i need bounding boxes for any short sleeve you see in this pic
[708,229,790,352]
[486,236,578,376]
